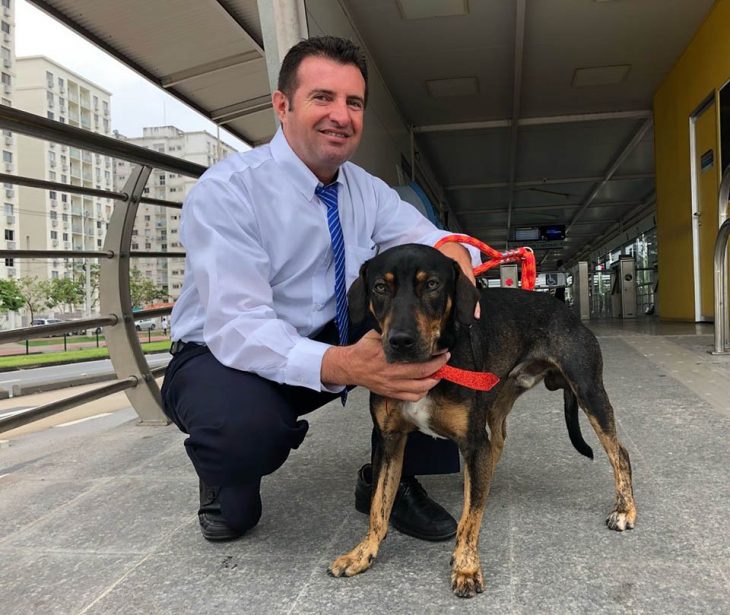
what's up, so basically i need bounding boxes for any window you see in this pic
[1,1,10,10]
[46,70,54,88]
[102,100,109,114]
[47,111,54,120]
[4,202,12,215]
[1,22,10,35]
[62,232,68,241]
[4,228,13,240]
[49,171,56,181]
[50,210,57,220]
[1,72,10,86]
[61,194,67,202]
[58,76,64,90]
[50,231,57,239]
[2,150,11,163]
[93,95,98,109]
[1,47,10,64]
[4,258,13,267]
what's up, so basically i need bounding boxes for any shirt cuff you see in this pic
[285,336,345,393]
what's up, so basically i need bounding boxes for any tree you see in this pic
[0,278,24,312]
[129,267,168,308]
[48,277,84,312]
[17,276,53,322]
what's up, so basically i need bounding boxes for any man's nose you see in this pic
[328,99,350,125]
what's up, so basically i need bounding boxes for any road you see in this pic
[0,352,171,390]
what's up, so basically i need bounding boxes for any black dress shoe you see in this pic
[354,463,457,541]
[198,479,244,542]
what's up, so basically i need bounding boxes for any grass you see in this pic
[0,340,171,369]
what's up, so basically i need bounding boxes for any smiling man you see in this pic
[161,36,479,543]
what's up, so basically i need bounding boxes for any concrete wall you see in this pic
[653,0,730,320]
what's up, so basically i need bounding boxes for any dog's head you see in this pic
[348,244,479,363]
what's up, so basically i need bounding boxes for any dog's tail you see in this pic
[564,388,594,459]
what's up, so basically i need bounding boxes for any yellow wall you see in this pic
[654,0,730,320]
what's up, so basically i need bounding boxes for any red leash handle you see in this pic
[434,234,537,291]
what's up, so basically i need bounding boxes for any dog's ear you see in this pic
[347,261,370,325]
[453,261,480,325]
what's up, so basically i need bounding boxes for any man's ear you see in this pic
[453,261,480,325]
[272,90,289,123]
[347,262,370,325]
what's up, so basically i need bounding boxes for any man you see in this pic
[161,36,479,543]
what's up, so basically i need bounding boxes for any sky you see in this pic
[14,0,250,151]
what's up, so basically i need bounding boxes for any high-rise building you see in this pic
[1,0,16,280]
[14,56,113,282]
[114,126,236,300]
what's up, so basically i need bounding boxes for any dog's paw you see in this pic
[606,508,636,531]
[451,566,485,598]
[327,546,376,578]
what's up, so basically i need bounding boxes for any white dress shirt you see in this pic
[171,128,480,392]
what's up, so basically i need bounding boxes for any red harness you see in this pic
[429,234,537,392]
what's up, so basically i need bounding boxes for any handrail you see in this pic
[0,377,138,433]
[0,104,207,177]
[0,105,210,433]
[712,166,730,354]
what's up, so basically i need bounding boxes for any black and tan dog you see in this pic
[328,244,636,597]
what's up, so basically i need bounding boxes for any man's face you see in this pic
[273,56,365,184]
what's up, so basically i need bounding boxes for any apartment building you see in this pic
[114,126,235,300]
[14,56,113,281]
[1,0,16,280]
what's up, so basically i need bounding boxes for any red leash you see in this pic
[429,234,537,392]
[434,234,537,290]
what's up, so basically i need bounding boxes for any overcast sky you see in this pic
[14,0,250,151]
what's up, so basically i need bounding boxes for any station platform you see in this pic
[0,318,728,614]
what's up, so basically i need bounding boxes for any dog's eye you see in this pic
[373,282,387,294]
[426,279,440,291]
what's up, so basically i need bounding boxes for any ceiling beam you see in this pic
[210,95,273,123]
[445,173,654,191]
[414,110,652,134]
[456,199,645,217]
[160,51,263,88]
[565,117,653,235]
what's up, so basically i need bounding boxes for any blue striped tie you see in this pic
[316,183,349,405]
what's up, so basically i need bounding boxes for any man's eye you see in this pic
[426,279,440,290]
[373,282,387,294]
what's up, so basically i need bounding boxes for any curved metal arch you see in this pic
[99,165,168,424]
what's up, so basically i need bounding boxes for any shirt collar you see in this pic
[270,127,347,201]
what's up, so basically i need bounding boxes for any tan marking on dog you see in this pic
[414,310,441,354]
[329,432,407,578]
[430,399,470,440]
[586,414,637,530]
[384,272,394,283]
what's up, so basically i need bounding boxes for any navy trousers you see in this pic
[160,321,460,532]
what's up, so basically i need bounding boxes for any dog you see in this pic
[327,244,636,597]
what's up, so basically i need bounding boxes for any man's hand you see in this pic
[436,242,481,319]
[321,330,449,401]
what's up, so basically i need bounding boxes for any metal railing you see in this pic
[0,104,208,432]
[712,166,730,354]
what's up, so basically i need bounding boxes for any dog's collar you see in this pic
[432,364,500,391]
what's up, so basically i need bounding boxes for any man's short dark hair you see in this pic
[278,35,368,106]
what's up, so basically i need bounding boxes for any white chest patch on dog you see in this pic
[401,398,445,439]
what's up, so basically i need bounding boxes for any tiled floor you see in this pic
[1,317,729,613]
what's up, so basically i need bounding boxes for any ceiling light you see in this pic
[426,77,479,98]
[397,0,469,20]
[572,65,631,87]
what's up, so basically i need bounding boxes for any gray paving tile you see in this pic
[0,551,141,615]
[0,475,100,542]
[5,476,196,553]
[80,552,321,615]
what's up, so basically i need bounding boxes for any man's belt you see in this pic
[169,340,207,355]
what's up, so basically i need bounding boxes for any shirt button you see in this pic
[314,303,322,311]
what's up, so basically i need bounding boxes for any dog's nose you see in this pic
[388,330,415,352]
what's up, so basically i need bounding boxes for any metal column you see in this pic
[257,0,309,97]
[712,167,730,354]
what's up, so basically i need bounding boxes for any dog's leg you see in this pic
[573,381,636,531]
[329,424,407,578]
[450,432,492,598]
[487,385,519,471]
